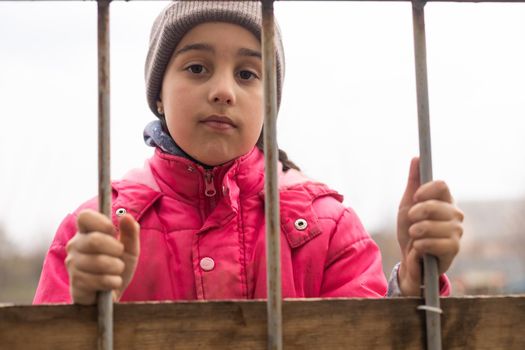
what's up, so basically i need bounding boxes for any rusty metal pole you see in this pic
[411,1,442,350]
[261,1,283,350]
[97,1,113,350]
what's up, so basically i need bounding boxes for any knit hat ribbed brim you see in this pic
[145,1,285,118]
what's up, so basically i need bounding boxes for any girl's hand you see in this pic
[65,209,140,305]
[396,158,464,296]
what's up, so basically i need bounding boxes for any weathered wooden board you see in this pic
[1,296,524,349]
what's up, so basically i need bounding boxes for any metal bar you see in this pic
[262,1,282,350]
[97,1,113,350]
[411,1,442,350]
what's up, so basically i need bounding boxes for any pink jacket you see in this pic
[34,147,446,303]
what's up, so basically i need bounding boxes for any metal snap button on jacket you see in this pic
[199,257,215,271]
[115,208,127,217]
[294,218,308,231]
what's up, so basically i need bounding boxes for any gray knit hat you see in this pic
[145,1,285,118]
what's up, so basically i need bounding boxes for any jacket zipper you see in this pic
[204,169,217,216]
[204,170,217,197]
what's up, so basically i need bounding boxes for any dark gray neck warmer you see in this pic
[143,120,212,169]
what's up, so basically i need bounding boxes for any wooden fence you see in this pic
[2,296,525,349]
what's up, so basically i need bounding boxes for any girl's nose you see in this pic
[208,73,236,106]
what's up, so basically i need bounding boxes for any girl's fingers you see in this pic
[413,180,454,204]
[408,220,464,240]
[408,200,464,222]
[399,157,421,208]
[73,253,126,275]
[69,268,123,304]
[118,214,141,257]
[70,268,123,293]
[411,238,460,272]
[77,209,115,236]
[67,232,124,256]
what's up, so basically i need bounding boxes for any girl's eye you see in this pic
[238,70,258,81]
[186,64,206,74]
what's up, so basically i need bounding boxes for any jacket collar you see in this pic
[116,146,344,247]
[147,146,265,205]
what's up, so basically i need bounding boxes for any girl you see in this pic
[34,1,463,305]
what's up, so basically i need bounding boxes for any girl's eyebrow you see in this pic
[173,43,261,60]
[173,43,214,58]
[238,48,261,59]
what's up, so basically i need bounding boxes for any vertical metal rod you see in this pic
[411,1,442,350]
[261,1,283,350]
[97,1,113,350]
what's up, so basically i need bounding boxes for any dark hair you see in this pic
[255,131,300,173]
[159,116,300,172]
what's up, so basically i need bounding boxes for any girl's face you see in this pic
[159,22,263,166]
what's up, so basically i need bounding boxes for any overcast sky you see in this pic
[1,1,524,252]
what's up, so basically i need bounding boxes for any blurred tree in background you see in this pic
[0,224,46,304]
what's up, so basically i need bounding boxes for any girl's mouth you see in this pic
[201,115,237,130]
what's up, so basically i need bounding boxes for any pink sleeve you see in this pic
[387,262,452,297]
[439,273,451,296]
[320,208,388,298]
[32,214,77,304]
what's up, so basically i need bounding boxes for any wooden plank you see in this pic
[1,297,524,349]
